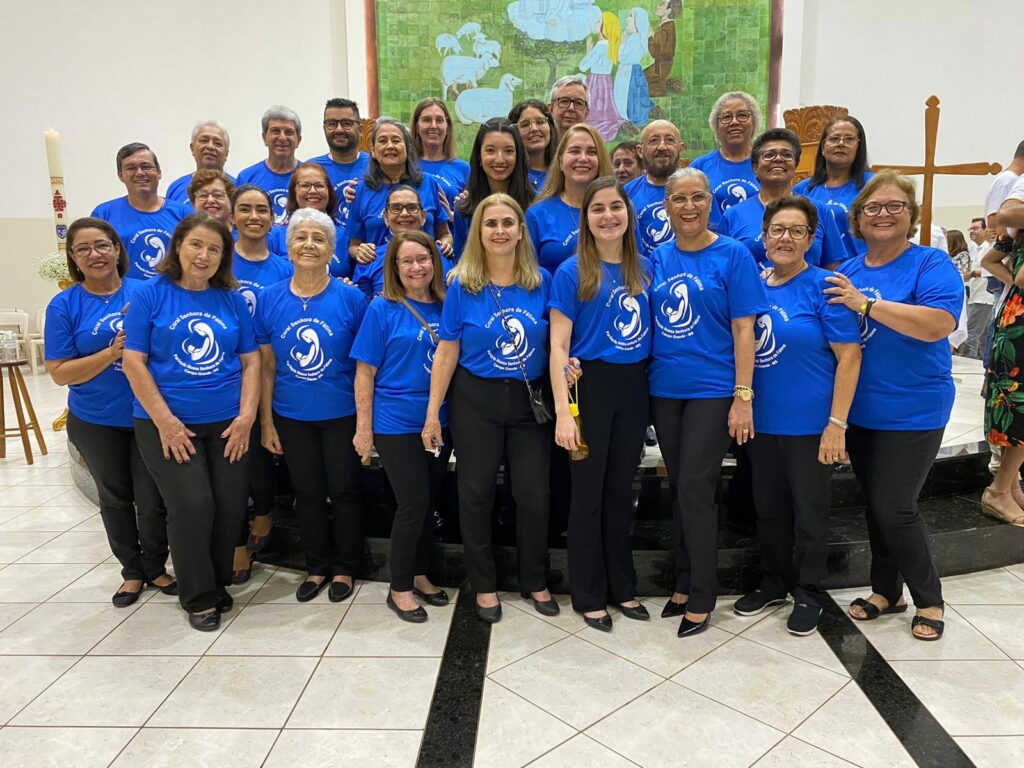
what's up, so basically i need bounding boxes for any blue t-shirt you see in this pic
[253,278,367,421]
[351,297,448,434]
[649,236,768,399]
[345,178,449,248]
[123,275,257,423]
[451,210,471,262]
[548,256,652,363]
[90,197,188,281]
[842,244,963,430]
[525,197,580,274]
[45,279,145,428]
[793,173,874,258]
[719,195,846,270]
[308,152,371,224]
[420,158,470,199]
[165,171,237,206]
[689,149,760,217]
[624,175,723,258]
[528,168,548,191]
[353,242,455,300]
[232,252,293,316]
[440,273,551,380]
[753,267,861,435]
[266,223,352,279]
[235,161,299,225]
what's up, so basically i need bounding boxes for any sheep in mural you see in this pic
[441,51,499,99]
[456,22,481,39]
[473,36,502,58]
[435,33,462,55]
[454,73,524,125]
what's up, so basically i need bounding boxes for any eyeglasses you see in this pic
[758,149,796,162]
[297,182,328,192]
[860,201,908,216]
[387,202,422,214]
[71,241,114,258]
[667,192,710,206]
[765,224,811,240]
[517,118,549,131]
[195,190,228,201]
[323,119,359,131]
[397,256,432,269]
[122,163,157,174]
[825,135,859,147]
[718,110,753,125]
[554,97,588,111]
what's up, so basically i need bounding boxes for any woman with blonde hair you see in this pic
[578,11,627,140]
[423,193,556,623]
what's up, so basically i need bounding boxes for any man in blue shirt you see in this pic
[308,98,370,224]
[626,120,693,257]
[91,143,188,281]
[165,121,233,205]
[236,106,303,224]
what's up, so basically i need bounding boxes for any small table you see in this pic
[0,359,48,464]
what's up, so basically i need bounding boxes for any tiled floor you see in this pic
[0,362,1019,767]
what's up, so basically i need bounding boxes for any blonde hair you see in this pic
[381,230,446,302]
[451,193,541,293]
[602,12,622,65]
[536,124,614,202]
[849,170,921,240]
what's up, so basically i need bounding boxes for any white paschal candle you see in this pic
[44,129,68,253]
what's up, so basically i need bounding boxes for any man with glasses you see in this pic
[548,75,591,139]
[691,91,762,218]
[91,143,187,280]
[236,106,303,225]
[309,98,370,224]
[165,121,233,206]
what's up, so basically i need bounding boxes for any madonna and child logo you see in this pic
[288,324,330,381]
[171,313,227,376]
[656,273,702,339]
[754,305,788,368]
[637,201,671,251]
[273,192,289,225]
[485,308,538,373]
[605,288,648,351]
[716,179,753,212]
[417,325,439,375]
[93,312,126,371]
[130,229,170,277]
[239,287,258,317]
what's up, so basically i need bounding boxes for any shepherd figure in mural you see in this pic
[614,7,657,124]
[578,11,627,140]
[645,0,683,96]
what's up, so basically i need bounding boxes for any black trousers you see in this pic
[567,360,648,612]
[450,367,551,594]
[747,433,832,604]
[67,412,168,582]
[376,430,452,592]
[847,426,944,609]
[274,412,363,577]
[237,422,277,547]
[134,417,249,613]
[651,396,733,613]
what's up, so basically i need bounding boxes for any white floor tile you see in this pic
[110,727,279,768]
[941,569,1024,605]
[474,679,576,768]
[0,530,59,561]
[752,737,858,767]
[325,601,453,657]
[49,563,152,604]
[0,602,34,631]
[90,603,225,656]
[0,727,136,768]
[0,562,94,602]
[527,734,638,767]
[264,729,423,768]
[209,602,345,656]
[0,506,35,525]
[248,567,314,603]
[502,591,588,633]
[0,601,135,654]
[69,513,106,532]
[2,484,74,506]
[738,606,849,676]
[288,656,440,729]
[955,736,1024,768]
[11,655,195,726]
[955,605,1024,659]
[17,530,114,564]
[0,505,96,532]
[849,605,1007,661]
[486,597,571,674]
[36,487,98,507]
[0,654,78,722]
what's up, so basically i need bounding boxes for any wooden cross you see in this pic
[872,95,1002,246]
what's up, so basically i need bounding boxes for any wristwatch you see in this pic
[995,234,1014,254]
[733,385,754,402]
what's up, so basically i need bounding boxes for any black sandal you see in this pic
[849,597,907,621]
[911,614,945,641]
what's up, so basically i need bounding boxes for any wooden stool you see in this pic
[0,359,47,465]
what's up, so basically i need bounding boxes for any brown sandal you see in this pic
[981,487,1024,527]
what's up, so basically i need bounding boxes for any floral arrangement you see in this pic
[35,250,71,283]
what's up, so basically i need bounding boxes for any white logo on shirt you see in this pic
[645,205,671,246]
[183,319,221,365]
[497,316,528,358]
[857,287,882,345]
[142,235,166,268]
[273,193,288,225]
[605,288,649,351]
[485,307,539,373]
[754,305,788,368]
[129,228,171,276]
[170,313,228,376]
[240,288,258,317]
[725,183,749,208]
[289,324,329,379]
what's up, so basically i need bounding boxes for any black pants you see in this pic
[651,396,733,613]
[237,422,277,547]
[450,367,551,594]
[747,433,832,604]
[376,430,452,592]
[847,426,944,609]
[567,360,648,612]
[67,412,168,582]
[134,417,249,614]
[274,412,363,577]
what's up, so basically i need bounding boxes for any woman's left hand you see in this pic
[221,416,254,463]
[352,428,373,464]
[564,357,583,385]
[818,423,847,465]
[436,239,454,258]
[728,400,754,445]
[824,272,868,312]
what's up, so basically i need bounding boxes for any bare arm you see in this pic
[353,361,376,462]
[825,274,957,342]
[548,310,579,452]
[46,335,122,387]
[122,349,195,463]
[434,220,454,258]
[728,316,755,443]
[258,345,282,454]
[422,339,459,451]
[982,247,1014,286]
[220,350,261,463]
[997,198,1024,230]
[819,341,861,464]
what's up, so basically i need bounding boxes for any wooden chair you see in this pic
[0,358,47,464]
[783,105,850,182]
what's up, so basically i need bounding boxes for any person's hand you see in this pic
[728,400,754,445]
[221,416,254,463]
[353,428,373,464]
[343,180,357,204]
[157,416,196,463]
[554,413,580,453]
[109,330,126,361]
[564,358,583,385]
[422,415,443,454]
[818,422,847,464]
[354,242,377,264]
[261,421,283,455]
[438,188,453,220]
[453,189,469,208]
[437,239,454,258]
[824,272,869,312]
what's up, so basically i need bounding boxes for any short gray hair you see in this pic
[708,91,761,135]
[261,105,302,136]
[666,167,711,194]
[190,120,230,147]
[549,75,589,103]
[286,207,336,252]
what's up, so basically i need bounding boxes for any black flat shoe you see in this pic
[618,602,650,621]
[147,576,178,596]
[111,585,143,608]
[733,590,787,616]
[328,580,354,603]
[388,593,428,623]
[584,613,613,632]
[296,578,328,603]
[215,591,234,614]
[661,599,687,619]
[189,610,221,632]
[911,614,945,641]
[413,587,449,607]
[677,613,711,638]
[476,602,502,623]
[521,591,560,617]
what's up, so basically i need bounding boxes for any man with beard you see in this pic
[309,98,370,224]
[165,121,233,205]
[236,106,303,224]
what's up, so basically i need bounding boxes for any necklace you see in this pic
[293,277,330,311]
[768,260,809,286]
[86,282,122,305]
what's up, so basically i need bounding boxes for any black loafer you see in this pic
[618,602,650,621]
[388,593,428,623]
[733,590,788,616]
[296,578,328,603]
[111,586,143,608]
[787,602,822,636]
[476,602,502,623]
[677,613,711,637]
[328,580,354,603]
[584,613,613,632]
[521,592,560,617]
[146,575,178,596]
[661,599,687,619]
[215,591,234,614]
[413,587,449,607]
[189,610,221,632]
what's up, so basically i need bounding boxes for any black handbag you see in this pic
[487,284,553,424]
